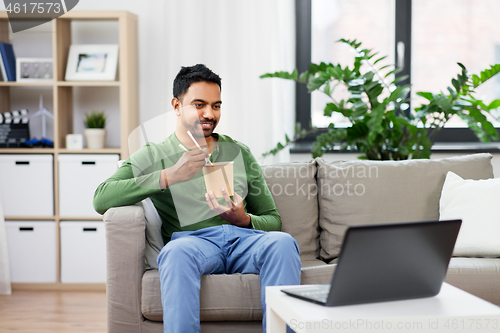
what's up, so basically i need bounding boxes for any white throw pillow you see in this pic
[439,171,500,257]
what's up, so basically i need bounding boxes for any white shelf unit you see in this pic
[0,11,139,291]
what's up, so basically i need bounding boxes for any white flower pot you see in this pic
[84,129,106,149]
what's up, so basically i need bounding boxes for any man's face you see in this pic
[175,81,222,138]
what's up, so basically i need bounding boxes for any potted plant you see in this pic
[83,110,107,149]
[261,39,500,160]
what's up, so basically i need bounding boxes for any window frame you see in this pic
[295,0,500,145]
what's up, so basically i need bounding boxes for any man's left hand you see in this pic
[205,188,251,228]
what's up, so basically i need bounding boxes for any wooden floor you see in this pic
[0,291,106,332]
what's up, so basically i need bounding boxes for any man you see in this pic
[94,64,301,333]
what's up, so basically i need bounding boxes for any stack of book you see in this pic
[0,42,16,81]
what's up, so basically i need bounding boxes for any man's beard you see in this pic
[188,119,217,138]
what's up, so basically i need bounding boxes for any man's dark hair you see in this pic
[173,64,222,100]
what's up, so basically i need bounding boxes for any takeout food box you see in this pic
[203,161,234,198]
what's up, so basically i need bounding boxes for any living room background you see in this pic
[0,0,296,162]
[1,0,498,168]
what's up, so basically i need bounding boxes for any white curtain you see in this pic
[34,0,297,163]
[0,193,11,295]
[159,0,296,164]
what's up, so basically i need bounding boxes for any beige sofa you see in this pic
[104,153,500,333]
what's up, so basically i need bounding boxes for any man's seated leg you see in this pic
[224,226,301,332]
[157,227,226,333]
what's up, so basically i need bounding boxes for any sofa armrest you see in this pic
[104,205,146,333]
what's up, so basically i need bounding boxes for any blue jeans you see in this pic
[157,224,301,333]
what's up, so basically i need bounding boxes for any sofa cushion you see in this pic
[301,264,336,285]
[142,269,262,322]
[440,171,500,257]
[445,258,500,306]
[316,154,494,260]
[261,161,319,261]
[141,262,333,322]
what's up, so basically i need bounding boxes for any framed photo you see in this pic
[16,58,53,82]
[65,44,119,81]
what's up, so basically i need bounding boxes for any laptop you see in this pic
[281,219,462,307]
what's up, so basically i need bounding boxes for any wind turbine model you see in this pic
[28,94,54,147]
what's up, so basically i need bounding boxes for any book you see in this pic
[0,43,17,81]
[0,50,6,81]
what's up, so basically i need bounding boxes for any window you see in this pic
[311,0,395,128]
[297,0,500,142]
[412,0,500,128]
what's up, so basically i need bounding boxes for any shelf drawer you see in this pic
[0,154,54,217]
[60,221,106,283]
[58,154,119,217]
[5,221,57,283]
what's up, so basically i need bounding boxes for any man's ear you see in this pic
[172,97,181,116]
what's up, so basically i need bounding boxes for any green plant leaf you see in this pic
[260,39,499,161]
[307,76,329,92]
[259,70,297,80]
[416,92,434,101]
[392,75,409,85]
[373,55,388,65]
[488,99,500,110]
[475,64,500,87]
[84,110,107,128]
[384,69,396,78]
[323,103,337,117]
[451,78,460,92]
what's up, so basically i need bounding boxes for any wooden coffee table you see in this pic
[266,283,500,333]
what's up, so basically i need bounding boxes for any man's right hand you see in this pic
[163,148,209,187]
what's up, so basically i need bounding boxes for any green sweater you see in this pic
[93,133,281,244]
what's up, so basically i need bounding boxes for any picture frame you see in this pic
[65,44,119,81]
[16,58,53,82]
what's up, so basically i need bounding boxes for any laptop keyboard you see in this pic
[288,285,330,303]
[301,290,329,302]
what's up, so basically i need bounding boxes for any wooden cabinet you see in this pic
[0,11,139,290]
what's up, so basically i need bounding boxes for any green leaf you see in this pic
[392,75,409,85]
[323,81,331,95]
[416,92,434,101]
[351,105,368,118]
[384,69,396,78]
[347,122,369,141]
[84,110,107,128]
[453,99,472,107]
[373,55,388,65]
[488,99,500,110]
[471,74,480,87]
[307,76,328,92]
[447,86,457,98]
[260,70,298,80]
[323,103,338,117]
[475,65,500,87]
[298,71,310,83]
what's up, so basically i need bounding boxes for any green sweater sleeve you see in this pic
[240,145,281,232]
[246,173,282,231]
[93,144,166,215]
[93,161,163,215]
